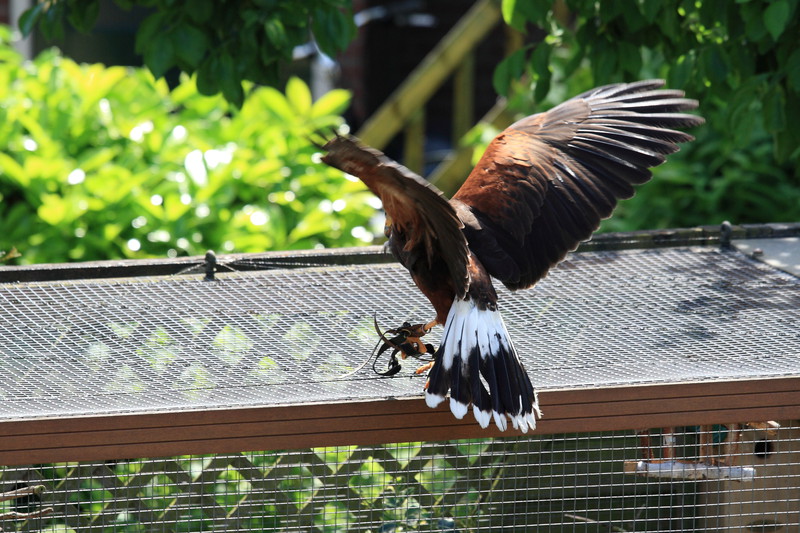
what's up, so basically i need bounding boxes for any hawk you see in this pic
[321,80,703,432]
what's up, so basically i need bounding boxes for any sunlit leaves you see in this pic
[0,42,378,265]
[176,364,213,400]
[279,466,323,508]
[310,88,351,119]
[286,76,313,115]
[212,326,254,365]
[348,458,391,502]
[495,0,799,168]
[137,327,179,372]
[491,0,800,230]
[415,457,460,496]
[314,502,354,532]
[313,446,357,473]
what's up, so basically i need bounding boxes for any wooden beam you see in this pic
[428,97,515,194]
[2,377,798,465]
[356,0,501,149]
[451,52,476,141]
[403,109,426,175]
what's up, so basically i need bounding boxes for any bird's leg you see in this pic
[417,361,435,378]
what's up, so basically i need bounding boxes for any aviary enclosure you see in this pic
[1,224,799,532]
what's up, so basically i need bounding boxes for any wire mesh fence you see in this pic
[2,246,799,423]
[2,234,799,530]
[2,422,798,532]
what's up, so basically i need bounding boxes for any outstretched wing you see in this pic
[321,134,470,298]
[452,79,704,290]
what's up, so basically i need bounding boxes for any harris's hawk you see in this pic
[321,80,704,432]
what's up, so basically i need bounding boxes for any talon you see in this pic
[372,317,439,377]
[404,336,426,354]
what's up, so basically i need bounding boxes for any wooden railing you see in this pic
[354,0,517,195]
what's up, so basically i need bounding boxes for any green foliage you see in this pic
[491,0,800,230]
[600,109,800,233]
[0,32,378,265]
[18,0,357,107]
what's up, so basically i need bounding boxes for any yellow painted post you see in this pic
[403,109,426,175]
[428,99,516,195]
[452,52,476,142]
[356,0,501,150]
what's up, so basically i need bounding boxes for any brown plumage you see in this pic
[321,79,704,432]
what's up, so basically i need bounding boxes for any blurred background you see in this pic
[1,0,798,265]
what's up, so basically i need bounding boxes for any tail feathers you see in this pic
[425,299,541,433]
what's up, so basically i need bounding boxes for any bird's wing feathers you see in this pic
[453,79,704,290]
[321,134,470,298]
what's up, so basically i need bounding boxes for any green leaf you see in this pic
[531,41,551,76]
[78,146,122,173]
[668,52,695,88]
[618,41,642,76]
[763,84,786,133]
[218,53,244,107]
[263,17,287,48]
[590,38,617,84]
[703,47,728,84]
[0,152,27,185]
[534,70,551,102]
[255,86,294,121]
[286,76,312,114]
[196,57,219,96]
[763,0,791,40]
[18,3,44,37]
[134,12,165,55]
[37,194,68,225]
[531,42,552,101]
[67,0,100,34]
[187,0,214,24]
[501,0,526,31]
[172,23,208,68]
[39,2,66,40]
[727,81,759,144]
[621,2,647,32]
[311,7,356,57]
[310,89,351,118]
[212,325,253,365]
[638,0,661,23]
[492,48,526,96]
[144,31,176,79]
[287,207,328,242]
[743,3,768,41]
[788,49,800,92]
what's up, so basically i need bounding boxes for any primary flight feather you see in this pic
[321,79,704,432]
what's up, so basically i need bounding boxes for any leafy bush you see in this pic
[0,27,379,265]
[599,107,800,232]
[497,0,800,163]
[19,0,356,107]
[471,2,800,232]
